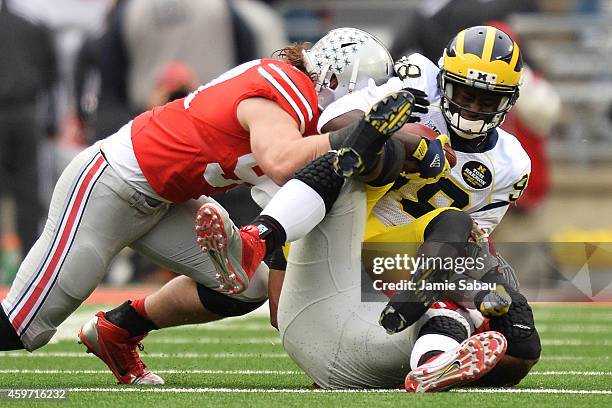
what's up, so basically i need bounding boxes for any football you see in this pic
[391,123,457,173]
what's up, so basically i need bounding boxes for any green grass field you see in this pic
[1,303,611,407]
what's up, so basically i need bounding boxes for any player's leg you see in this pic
[375,208,474,332]
[196,91,416,293]
[278,179,372,388]
[0,145,166,353]
[79,198,268,384]
[468,288,541,387]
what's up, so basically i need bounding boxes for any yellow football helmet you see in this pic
[439,26,523,139]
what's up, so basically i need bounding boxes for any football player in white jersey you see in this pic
[197,25,540,391]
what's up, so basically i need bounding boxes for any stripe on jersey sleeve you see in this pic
[268,63,314,121]
[256,65,310,134]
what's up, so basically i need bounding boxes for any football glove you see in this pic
[403,134,451,184]
[394,56,421,81]
[475,285,512,317]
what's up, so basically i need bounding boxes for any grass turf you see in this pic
[0,303,611,407]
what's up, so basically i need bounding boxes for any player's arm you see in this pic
[267,268,284,330]
[471,205,510,234]
[320,110,364,134]
[265,247,288,330]
[238,97,332,186]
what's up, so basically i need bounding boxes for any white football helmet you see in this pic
[303,27,394,109]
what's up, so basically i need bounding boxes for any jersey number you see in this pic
[399,179,470,219]
[203,153,267,188]
[508,173,529,202]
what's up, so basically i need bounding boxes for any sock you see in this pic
[104,300,158,337]
[410,333,460,370]
[251,215,287,258]
[0,306,25,351]
[260,179,326,242]
[130,298,150,321]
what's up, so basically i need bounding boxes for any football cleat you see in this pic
[195,202,266,294]
[334,89,420,178]
[405,331,507,393]
[78,311,164,385]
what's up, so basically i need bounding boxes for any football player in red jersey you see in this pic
[0,28,425,384]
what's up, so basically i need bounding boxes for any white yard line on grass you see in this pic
[163,323,272,331]
[0,352,289,358]
[51,311,272,344]
[454,389,612,395]
[532,314,612,321]
[544,356,611,361]
[0,369,302,375]
[537,325,612,333]
[541,339,612,346]
[1,369,611,376]
[146,337,281,345]
[1,351,609,360]
[56,387,612,395]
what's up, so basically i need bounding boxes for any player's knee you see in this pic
[418,313,469,343]
[489,289,541,360]
[293,152,344,212]
[424,209,472,243]
[196,283,266,317]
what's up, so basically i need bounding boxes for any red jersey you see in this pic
[131,59,320,202]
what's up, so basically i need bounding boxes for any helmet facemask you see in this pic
[303,28,394,110]
[439,73,518,139]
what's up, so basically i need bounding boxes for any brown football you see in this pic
[391,123,457,173]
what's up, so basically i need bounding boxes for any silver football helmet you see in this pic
[303,27,394,109]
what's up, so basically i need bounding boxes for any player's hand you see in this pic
[404,134,451,183]
[402,87,429,121]
[476,285,512,317]
[394,56,420,81]
[379,304,409,334]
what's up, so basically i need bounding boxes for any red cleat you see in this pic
[78,311,164,385]
[405,331,506,392]
[195,202,266,294]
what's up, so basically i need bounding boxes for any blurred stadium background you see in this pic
[1,0,612,301]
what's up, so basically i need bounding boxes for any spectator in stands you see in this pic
[74,0,133,144]
[122,0,286,113]
[488,21,561,210]
[390,0,539,61]
[0,1,57,257]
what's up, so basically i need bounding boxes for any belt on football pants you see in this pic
[98,147,166,211]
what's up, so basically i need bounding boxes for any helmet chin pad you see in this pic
[448,112,490,139]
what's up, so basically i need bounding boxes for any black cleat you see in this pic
[334,90,417,178]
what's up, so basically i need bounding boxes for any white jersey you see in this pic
[319,53,531,233]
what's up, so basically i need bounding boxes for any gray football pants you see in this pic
[1,144,267,350]
[278,180,472,389]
